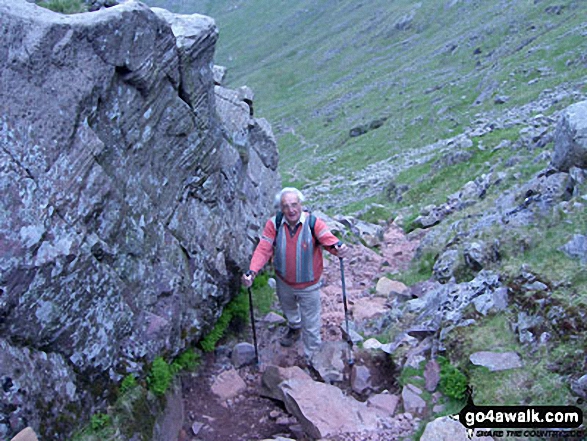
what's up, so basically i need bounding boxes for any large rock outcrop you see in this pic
[0,1,279,439]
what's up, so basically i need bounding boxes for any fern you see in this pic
[147,356,172,396]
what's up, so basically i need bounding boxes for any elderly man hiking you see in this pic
[242,187,349,362]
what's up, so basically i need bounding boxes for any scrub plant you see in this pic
[437,356,468,401]
[38,0,87,14]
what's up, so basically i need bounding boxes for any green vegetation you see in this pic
[444,313,580,409]
[501,202,587,307]
[89,413,111,432]
[171,347,201,373]
[38,0,87,14]
[143,0,587,219]
[147,356,173,396]
[437,356,468,401]
[199,270,277,352]
[73,412,116,440]
[398,356,468,418]
[119,374,138,395]
[199,291,250,352]
[388,251,436,286]
[73,348,201,440]
[147,348,201,396]
[250,270,278,315]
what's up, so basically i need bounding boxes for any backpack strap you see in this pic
[275,211,284,229]
[308,213,316,238]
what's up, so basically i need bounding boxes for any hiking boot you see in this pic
[280,327,301,347]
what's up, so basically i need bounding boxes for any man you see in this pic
[242,187,349,361]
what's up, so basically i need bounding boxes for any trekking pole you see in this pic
[247,286,259,365]
[339,257,354,366]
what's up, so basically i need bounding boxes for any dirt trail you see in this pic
[179,223,421,441]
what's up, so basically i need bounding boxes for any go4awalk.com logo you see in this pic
[451,391,584,439]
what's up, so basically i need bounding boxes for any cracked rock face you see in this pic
[0,1,279,438]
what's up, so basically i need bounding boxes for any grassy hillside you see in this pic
[145,0,587,436]
[148,0,585,201]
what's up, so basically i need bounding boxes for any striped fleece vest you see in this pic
[273,213,316,284]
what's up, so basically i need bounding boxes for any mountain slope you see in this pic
[148,0,585,206]
[144,0,587,436]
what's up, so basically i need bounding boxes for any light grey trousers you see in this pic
[276,278,322,358]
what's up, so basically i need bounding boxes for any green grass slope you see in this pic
[148,0,585,197]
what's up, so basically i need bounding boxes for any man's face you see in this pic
[281,192,302,225]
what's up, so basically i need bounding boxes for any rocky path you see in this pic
[178,223,421,441]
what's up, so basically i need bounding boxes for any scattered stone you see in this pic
[231,342,257,368]
[406,326,437,339]
[263,311,286,325]
[551,100,587,172]
[464,240,498,271]
[261,365,313,401]
[210,369,247,401]
[87,0,119,11]
[351,297,388,321]
[212,65,227,85]
[401,384,427,416]
[432,404,446,413]
[311,341,347,383]
[473,286,509,316]
[559,234,587,264]
[362,338,383,350]
[280,378,381,439]
[339,322,364,346]
[433,249,461,283]
[191,422,204,436]
[570,374,587,399]
[523,280,549,291]
[367,393,400,416]
[380,333,419,355]
[424,359,441,392]
[313,210,348,236]
[276,416,293,425]
[515,312,544,344]
[10,427,38,441]
[375,277,394,297]
[375,277,409,298]
[414,204,454,229]
[260,438,296,441]
[405,354,427,369]
[539,331,552,345]
[469,351,523,371]
[420,416,494,440]
[351,365,373,395]
[494,95,509,104]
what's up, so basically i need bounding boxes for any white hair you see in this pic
[274,187,305,208]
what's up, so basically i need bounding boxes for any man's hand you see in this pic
[335,243,350,259]
[242,270,256,288]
